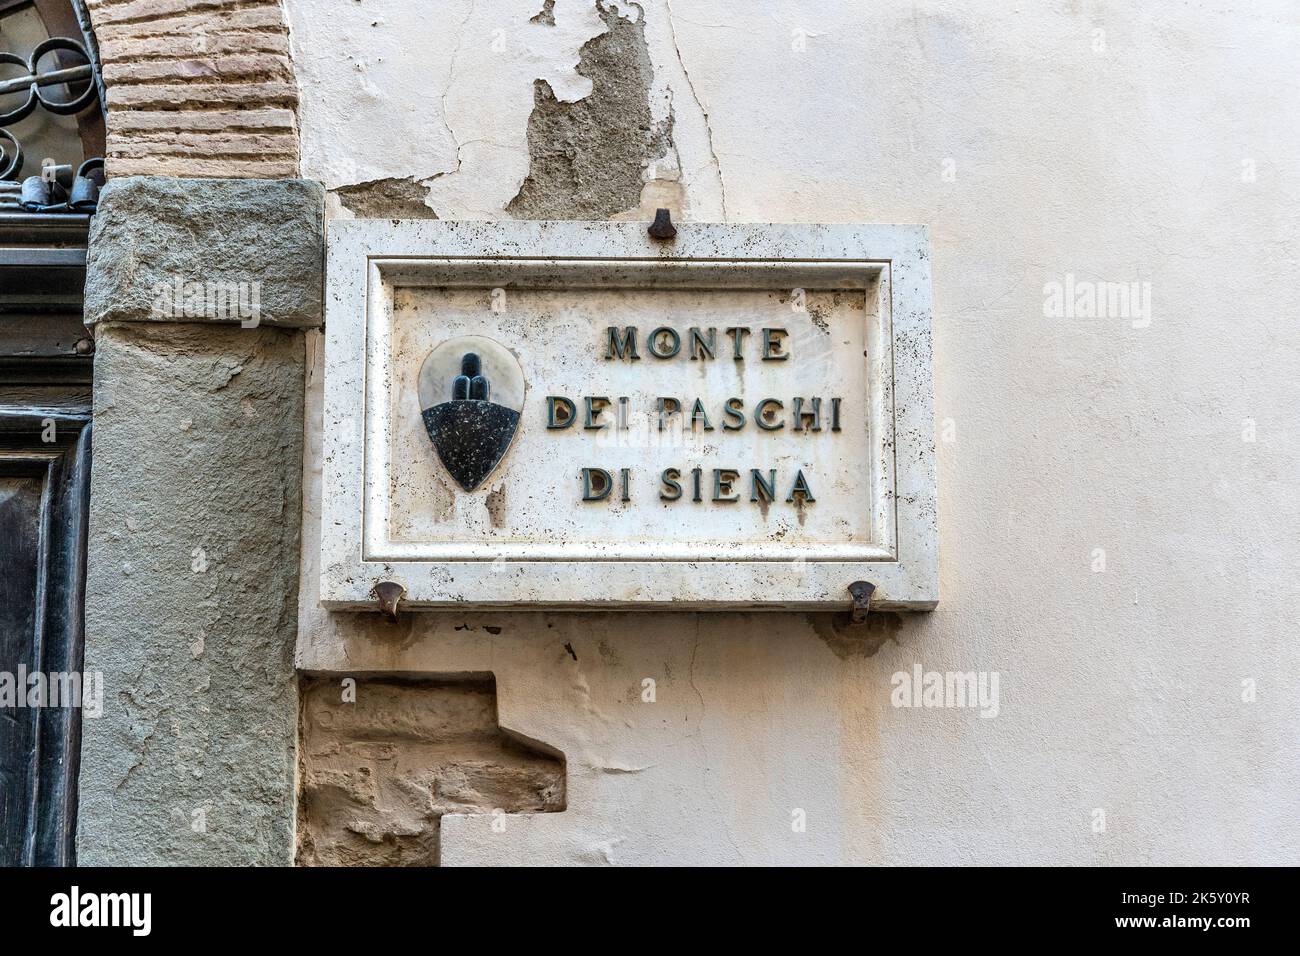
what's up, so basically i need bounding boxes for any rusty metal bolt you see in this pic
[648,207,677,240]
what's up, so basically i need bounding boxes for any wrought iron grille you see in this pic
[0,0,105,214]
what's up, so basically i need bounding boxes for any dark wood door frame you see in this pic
[0,221,92,866]
[0,408,90,865]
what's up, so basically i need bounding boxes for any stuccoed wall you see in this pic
[289,0,1300,863]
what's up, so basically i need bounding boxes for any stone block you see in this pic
[84,177,323,328]
[77,322,305,865]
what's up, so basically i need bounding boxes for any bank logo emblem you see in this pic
[417,337,524,492]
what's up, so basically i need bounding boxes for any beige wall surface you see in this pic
[289,0,1300,864]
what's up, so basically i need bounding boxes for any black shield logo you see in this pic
[421,351,521,492]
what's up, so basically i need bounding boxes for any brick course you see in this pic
[86,0,299,178]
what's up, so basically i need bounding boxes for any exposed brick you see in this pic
[91,0,244,28]
[107,130,297,159]
[96,7,286,40]
[102,54,292,85]
[87,0,299,178]
[98,32,289,63]
[107,156,298,177]
[108,107,295,133]
[105,81,298,110]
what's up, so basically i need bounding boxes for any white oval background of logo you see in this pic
[417,335,525,412]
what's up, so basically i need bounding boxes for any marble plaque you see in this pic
[321,221,937,610]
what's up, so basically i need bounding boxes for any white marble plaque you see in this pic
[321,221,937,610]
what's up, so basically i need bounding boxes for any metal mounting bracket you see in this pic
[845,580,876,626]
[648,207,677,240]
[372,581,405,623]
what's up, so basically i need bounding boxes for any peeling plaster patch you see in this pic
[421,0,608,219]
[610,176,685,223]
[508,1,673,220]
[531,0,557,25]
[334,177,439,219]
[283,0,465,190]
[810,612,904,660]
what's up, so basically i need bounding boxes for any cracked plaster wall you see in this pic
[286,0,715,220]
[290,0,1300,863]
